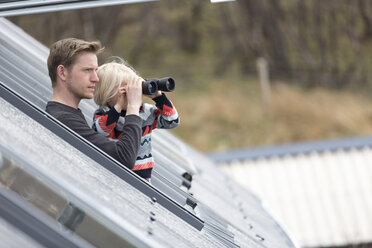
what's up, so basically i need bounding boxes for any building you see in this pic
[210,138,372,248]
[0,1,295,247]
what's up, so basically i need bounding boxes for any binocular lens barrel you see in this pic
[157,77,175,92]
[142,80,158,95]
[142,77,175,95]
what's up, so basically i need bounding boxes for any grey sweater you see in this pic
[46,101,142,169]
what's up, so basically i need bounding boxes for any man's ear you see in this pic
[56,65,67,81]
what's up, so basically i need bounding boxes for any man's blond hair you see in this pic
[94,58,138,107]
[47,38,103,87]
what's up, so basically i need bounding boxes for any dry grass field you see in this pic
[163,76,372,152]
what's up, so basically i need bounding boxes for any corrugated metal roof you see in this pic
[0,216,45,248]
[214,139,372,247]
[0,96,224,248]
[0,17,296,247]
[0,186,94,248]
[209,136,372,163]
[0,0,157,17]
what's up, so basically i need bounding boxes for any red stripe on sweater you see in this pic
[142,126,150,136]
[132,162,154,171]
[96,115,117,134]
[160,104,176,117]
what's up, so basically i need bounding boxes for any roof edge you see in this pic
[208,136,372,163]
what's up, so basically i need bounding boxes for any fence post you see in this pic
[257,57,271,112]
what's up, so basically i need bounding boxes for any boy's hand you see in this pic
[114,87,127,113]
[125,75,143,116]
[145,90,162,99]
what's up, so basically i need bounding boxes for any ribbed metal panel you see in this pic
[0,218,45,248]
[0,216,45,248]
[0,96,225,248]
[218,141,372,247]
[0,0,157,17]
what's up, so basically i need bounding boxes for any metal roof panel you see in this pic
[0,96,225,248]
[219,145,372,247]
[0,0,157,17]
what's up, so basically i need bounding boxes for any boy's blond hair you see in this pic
[47,38,103,87]
[94,58,138,107]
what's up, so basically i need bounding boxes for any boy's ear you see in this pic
[56,65,67,81]
[119,86,127,94]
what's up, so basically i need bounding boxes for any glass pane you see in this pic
[0,149,135,248]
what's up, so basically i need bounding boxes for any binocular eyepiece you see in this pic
[142,77,175,95]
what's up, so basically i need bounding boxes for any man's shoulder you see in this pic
[46,101,81,120]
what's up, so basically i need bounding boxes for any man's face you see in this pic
[66,52,99,100]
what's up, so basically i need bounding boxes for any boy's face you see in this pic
[65,52,99,100]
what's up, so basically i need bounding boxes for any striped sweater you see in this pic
[92,93,179,181]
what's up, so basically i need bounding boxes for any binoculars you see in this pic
[142,77,175,95]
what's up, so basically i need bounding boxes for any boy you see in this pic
[93,59,180,182]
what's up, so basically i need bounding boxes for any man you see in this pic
[45,38,143,169]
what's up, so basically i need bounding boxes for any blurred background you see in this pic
[9,0,372,153]
[4,1,372,247]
